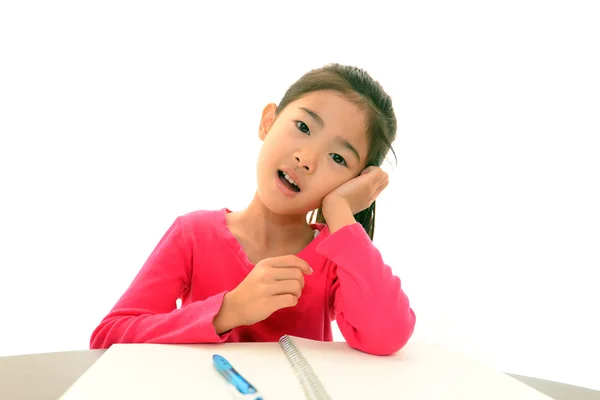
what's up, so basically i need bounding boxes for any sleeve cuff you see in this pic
[316,223,372,266]
[194,291,234,342]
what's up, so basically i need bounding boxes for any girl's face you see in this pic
[256,90,370,216]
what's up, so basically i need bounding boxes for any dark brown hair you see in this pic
[275,63,397,240]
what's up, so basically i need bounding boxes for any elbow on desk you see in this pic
[88,316,132,350]
[89,323,114,350]
[346,309,417,356]
[392,307,417,351]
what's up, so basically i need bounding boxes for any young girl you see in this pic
[90,63,416,356]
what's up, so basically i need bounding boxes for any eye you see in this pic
[295,121,310,135]
[330,153,346,166]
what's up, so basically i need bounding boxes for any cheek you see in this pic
[257,140,278,166]
[318,173,350,194]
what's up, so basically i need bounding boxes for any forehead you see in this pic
[286,90,369,156]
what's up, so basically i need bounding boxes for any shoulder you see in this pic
[172,208,226,238]
[178,208,222,223]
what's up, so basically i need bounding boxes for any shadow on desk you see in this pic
[0,349,598,400]
[0,349,105,400]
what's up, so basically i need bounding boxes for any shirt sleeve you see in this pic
[316,223,416,356]
[89,217,232,349]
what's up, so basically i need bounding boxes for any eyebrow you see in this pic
[300,107,324,128]
[335,136,361,163]
[300,107,361,162]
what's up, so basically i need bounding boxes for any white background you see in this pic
[1,0,599,391]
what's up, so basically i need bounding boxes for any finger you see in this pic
[373,174,388,193]
[365,171,385,195]
[381,178,389,191]
[271,280,303,297]
[376,180,389,196]
[360,165,380,176]
[264,255,313,275]
[271,267,305,287]
[374,170,387,183]
[371,170,387,187]
[367,168,385,186]
[270,294,299,311]
[368,176,388,202]
[377,173,389,190]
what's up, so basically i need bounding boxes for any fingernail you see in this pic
[309,267,313,274]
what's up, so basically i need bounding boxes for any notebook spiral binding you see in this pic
[279,335,332,400]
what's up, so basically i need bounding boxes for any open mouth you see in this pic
[278,170,300,192]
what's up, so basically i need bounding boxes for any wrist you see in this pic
[213,291,241,335]
[322,198,355,234]
[322,195,342,211]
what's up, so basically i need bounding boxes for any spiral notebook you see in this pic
[60,335,552,399]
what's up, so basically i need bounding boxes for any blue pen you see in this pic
[213,354,264,400]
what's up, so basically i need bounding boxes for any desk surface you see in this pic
[1,348,598,400]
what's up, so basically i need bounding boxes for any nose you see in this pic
[295,156,310,171]
[294,140,321,172]
[295,150,316,173]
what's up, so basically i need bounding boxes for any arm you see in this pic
[317,204,416,356]
[89,217,233,349]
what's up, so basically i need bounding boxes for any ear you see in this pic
[258,103,277,141]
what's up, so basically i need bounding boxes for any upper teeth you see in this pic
[283,172,298,186]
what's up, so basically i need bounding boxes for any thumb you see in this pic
[360,166,377,176]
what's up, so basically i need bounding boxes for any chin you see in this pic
[264,200,307,217]
[256,190,313,217]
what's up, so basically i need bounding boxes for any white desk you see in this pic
[1,342,598,399]
[57,338,562,399]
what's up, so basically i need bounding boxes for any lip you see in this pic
[275,174,300,197]
[279,168,301,190]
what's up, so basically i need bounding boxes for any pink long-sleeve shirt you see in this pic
[90,208,415,355]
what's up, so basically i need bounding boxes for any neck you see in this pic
[232,192,314,247]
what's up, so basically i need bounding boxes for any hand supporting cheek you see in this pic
[322,166,389,217]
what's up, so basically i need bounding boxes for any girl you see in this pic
[90,63,416,356]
